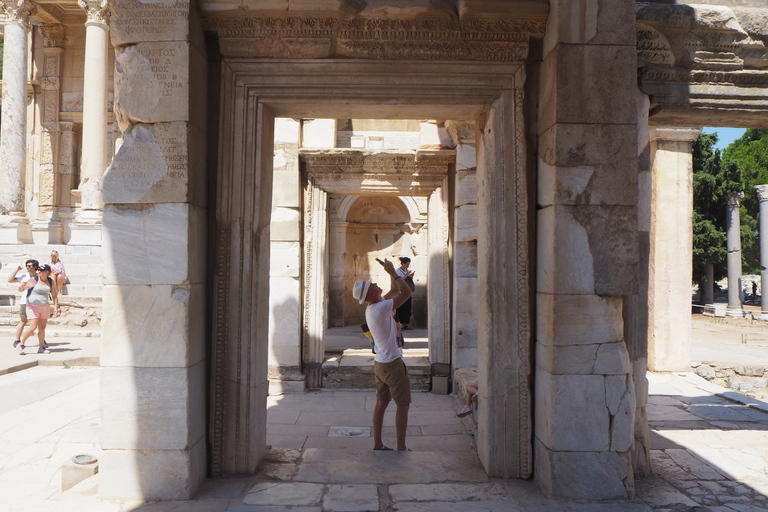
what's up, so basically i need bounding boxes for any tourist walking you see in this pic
[352,257,413,451]
[8,260,40,349]
[395,257,415,329]
[47,250,67,302]
[17,264,58,355]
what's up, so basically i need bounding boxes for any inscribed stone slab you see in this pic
[536,293,623,347]
[111,0,190,45]
[103,122,189,204]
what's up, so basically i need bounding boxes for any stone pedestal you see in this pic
[0,214,33,244]
[31,215,64,245]
[726,192,745,318]
[647,127,700,371]
[755,185,768,320]
[68,210,103,246]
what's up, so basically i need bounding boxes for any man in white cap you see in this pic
[352,257,413,451]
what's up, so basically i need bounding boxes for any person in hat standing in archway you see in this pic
[352,257,413,451]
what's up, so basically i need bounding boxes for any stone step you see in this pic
[322,349,431,391]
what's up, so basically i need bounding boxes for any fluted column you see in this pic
[70,0,109,245]
[755,185,768,320]
[726,192,745,317]
[0,0,35,243]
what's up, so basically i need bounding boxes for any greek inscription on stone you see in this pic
[123,5,189,36]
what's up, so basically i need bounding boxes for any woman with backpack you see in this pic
[17,264,58,355]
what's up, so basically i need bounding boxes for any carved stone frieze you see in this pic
[301,150,454,176]
[40,24,65,48]
[202,14,545,60]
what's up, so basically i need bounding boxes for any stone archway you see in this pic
[209,60,532,479]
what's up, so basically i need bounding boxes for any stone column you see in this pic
[302,176,328,389]
[70,0,110,245]
[647,127,700,371]
[0,0,35,243]
[32,24,67,244]
[534,0,638,499]
[427,178,451,374]
[446,120,479,370]
[756,186,768,320]
[726,192,745,317]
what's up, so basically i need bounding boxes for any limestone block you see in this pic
[537,293,622,347]
[453,278,478,349]
[637,168,652,233]
[634,357,649,408]
[594,341,632,375]
[275,118,300,144]
[536,206,594,294]
[271,207,300,242]
[610,382,636,453]
[456,143,476,171]
[103,203,206,285]
[445,120,476,145]
[543,0,634,53]
[539,44,636,129]
[535,370,609,452]
[114,43,189,129]
[101,283,205,368]
[270,242,301,278]
[61,458,98,492]
[604,375,627,416]
[302,119,336,148]
[455,170,477,206]
[99,437,206,500]
[454,241,478,277]
[268,344,301,367]
[39,171,55,206]
[100,362,206,450]
[272,169,300,207]
[110,0,190,46]
[538,124,637,206]
[453,347,477,369]
[419,121,452,149]
[455,205,478,242]
[103,122,190,204]
[535,342,598,375]
[535,437,631,500]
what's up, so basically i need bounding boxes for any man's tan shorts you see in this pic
[374,358,411,405]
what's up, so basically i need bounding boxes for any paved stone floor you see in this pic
[2,362,768,511]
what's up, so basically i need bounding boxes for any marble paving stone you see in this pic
[323,484,378,512]
[328,426,371,438]
[243,482,324,506]
[389,482,506,502]
[303,436,373,450]
[418,423,468,436]
[633,475,700,508]
[665,448,728,480]
[393,503,525,512]
[266,424,329,437]
[295,411,373,427]
[266,408,301,425]
[228,507,321,512]
[265,434,307,450]
[131,500,232,512]
[295,449,489,484]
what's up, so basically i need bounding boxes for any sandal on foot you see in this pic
[458,405,472,417]
[373,446,393,451]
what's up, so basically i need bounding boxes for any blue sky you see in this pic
[702,127,747,150]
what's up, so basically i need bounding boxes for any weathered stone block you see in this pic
[99,437,206,501]
[111,0,190,46]
[270,241,301,278]
[456,143,476,171]
[455,169,478,206]
[454,241,478,277]
[536,342,598,375]
[103,122,190,204]
[302,119,336,148]
[594,341,632,375]
[537,293,623,347]
[270,207,300,241]
[535,370,609,452]
[538,124,638,206]
[100,362,206,450]
[453,278,478,349]
[535,437,632,500]
[61,458,98,492]
[272,170,300,207]
[101,283,205,368]
[103,203,206,286]
[455,205,478,242]
[610,381,635,453]
[114,43,189,128]
[537,206,594,294]
[275,118,300,144]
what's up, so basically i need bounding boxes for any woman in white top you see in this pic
[47,250,67,299]
[17,264,58,355]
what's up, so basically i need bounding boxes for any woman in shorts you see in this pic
[17,264,58,355]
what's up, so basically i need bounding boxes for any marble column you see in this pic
[726,192,745,318]
[427,178,450,372]
[647,127,700,371]
[0,0,35,243]
[71,0,110,245]
[755,185,768,320]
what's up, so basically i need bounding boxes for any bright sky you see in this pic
[702,127,747,150]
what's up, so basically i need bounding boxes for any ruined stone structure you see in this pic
[1,0,767,503]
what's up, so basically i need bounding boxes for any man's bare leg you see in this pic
[373,399,389,449]
[15,318,26,341]
[395,403,409,451]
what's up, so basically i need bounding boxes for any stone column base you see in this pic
[31,216,64,245]
[726,307,745,318]
[0,213,33,244]
[68,210,102,246]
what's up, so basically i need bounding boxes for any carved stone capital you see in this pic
[755,185,768,202]
[78,0,110,26]
[726,191,745,206]
[40,24,65,48]
[2,0,36,27]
